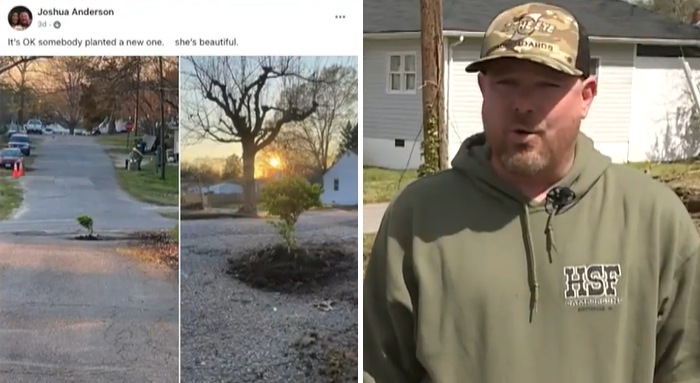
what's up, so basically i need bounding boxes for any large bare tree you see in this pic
[0,56,47,77]
[286,59,357,171]
[38,57,90,133]
[3,58,35,124]
[182,56,321,216]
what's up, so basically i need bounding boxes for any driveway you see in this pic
[0,135,174,234]
[0,240,179,382]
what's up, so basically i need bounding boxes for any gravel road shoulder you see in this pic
[180,212,358,382]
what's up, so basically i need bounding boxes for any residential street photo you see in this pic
[0,56,179,382]
[180,56,359,382]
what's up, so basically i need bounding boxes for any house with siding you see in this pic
[364,0,700,169]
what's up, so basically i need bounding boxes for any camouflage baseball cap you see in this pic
[465,2,591,76]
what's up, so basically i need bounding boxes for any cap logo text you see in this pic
[502,13,555,39]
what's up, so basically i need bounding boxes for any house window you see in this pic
[590,57,600,78]
[333,178,339,191]
[394,139,405,147]
[387,53,417,93]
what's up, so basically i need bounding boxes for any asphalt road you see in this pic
[0,240,179,382]
[0,135,175,234]
[0,135,179,382]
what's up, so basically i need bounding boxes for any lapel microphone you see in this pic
[545,186,576,214]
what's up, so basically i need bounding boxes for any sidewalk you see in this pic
[363,202,388,234]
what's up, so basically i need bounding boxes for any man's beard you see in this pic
[499,143,551,177]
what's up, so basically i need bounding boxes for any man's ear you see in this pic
[477,72,486,96]
[581,77,597,118]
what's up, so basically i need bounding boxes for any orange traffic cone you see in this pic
[18,161,24,177]
[11,162,18,178]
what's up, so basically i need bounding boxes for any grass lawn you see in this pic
[114,162,179,206]
[626,161,700,178]
[0,174,22,220]
[168,224,179,240]
[96,133,141,154]
[364,167,418,204]
[363,161,700,204]
[97,132,178,206]
[160,211,179,219]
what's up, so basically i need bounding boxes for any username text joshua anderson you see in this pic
[37,8,115,16]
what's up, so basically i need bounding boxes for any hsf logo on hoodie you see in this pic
[563,264,622,310]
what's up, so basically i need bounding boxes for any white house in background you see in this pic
[321,150,358,206]
[364,0,700,168]
[205,182,243,195]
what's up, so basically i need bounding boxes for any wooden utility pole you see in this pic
[419,0,448,174]
[135,57,141,136]
[127,58,141,150]
[159,56,166,180]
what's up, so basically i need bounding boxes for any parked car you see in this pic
[48,124,70,135]
[0,148,23,169]
[25,119,43,134]
[6,124,25,139]
[8,134,31,156]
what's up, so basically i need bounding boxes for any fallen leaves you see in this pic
[120,230,178,269]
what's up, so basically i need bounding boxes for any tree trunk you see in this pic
[108,115,116,134]
[239,140,258,217]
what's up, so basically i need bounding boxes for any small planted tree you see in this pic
[76,215,94,237]
[260,176,323,252]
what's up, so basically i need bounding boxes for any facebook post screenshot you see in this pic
[1,0,359,382]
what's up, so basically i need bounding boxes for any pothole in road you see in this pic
[225,241,356,294]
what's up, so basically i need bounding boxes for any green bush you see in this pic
[260,176,323,251]
[76,215,94,236]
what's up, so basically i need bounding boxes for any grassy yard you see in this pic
[627,161,700,185]
[363,167,418,204]
[0,174,22,220]
[96,133,179,206]
[96,133,141,154]
[363,161,700,205]
[362,161,700,277]
[114,161,179,206]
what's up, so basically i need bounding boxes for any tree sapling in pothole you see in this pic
[75,214,98,240]
[226,176,354,292]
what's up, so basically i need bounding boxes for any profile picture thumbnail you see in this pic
[8,6,32,31]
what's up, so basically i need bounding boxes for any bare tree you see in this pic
[0,56,48,76]
[640,0,700,22]
[38,57,90,133]
[286,59,357,171]
[182,56,320,216]
[4,58,36,124]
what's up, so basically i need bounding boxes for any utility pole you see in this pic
[419,0,448,175]
[127,57,141,150]
[159,56,166,180]
[135,57,141,136]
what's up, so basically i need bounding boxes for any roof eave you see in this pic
[364,30,700,45]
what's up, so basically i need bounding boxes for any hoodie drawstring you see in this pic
[545,212,557,264]
[523,206,562,323]
[521,205,538,323]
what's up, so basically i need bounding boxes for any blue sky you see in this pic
[179,56,358,161]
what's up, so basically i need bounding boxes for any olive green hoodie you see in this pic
[363,132,700,383]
